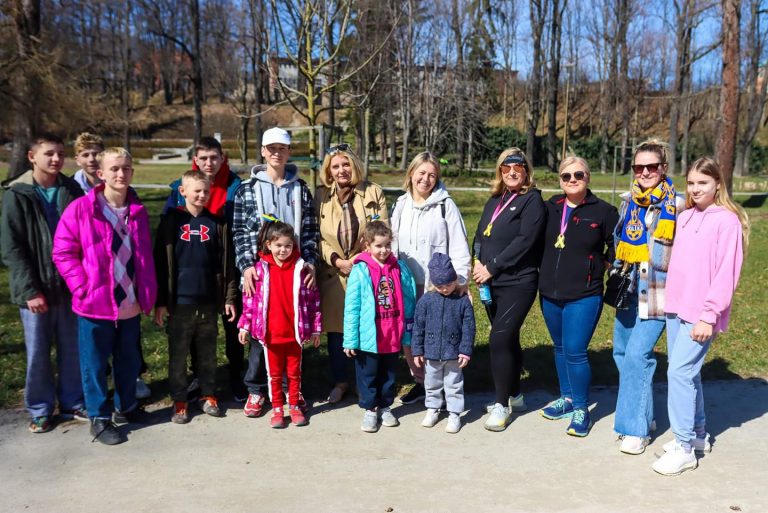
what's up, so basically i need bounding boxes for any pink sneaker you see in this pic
[243,393,266,418]
[270,408,286,429]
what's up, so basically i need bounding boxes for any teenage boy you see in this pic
[233,127,319,417]
[53,147,157,445]
[73,132,104,193]
[1,133,85,433]
[154,170,238,424]
[162,136,245,400]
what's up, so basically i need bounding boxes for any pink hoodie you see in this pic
[665,205,744,333]
[356,252,405,353]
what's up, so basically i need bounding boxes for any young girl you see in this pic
[653,157,748,475]
[343,221,416,433]
[238,218,321,429]
[411,253,475,434]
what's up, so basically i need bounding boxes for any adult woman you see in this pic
[472,148,545,432]
[315,144,388,403]
[537,156,619,437]
[612,139,684,454]
[391,152,471,404]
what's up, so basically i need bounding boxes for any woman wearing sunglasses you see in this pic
[314,144,388,404]
[472,147,545,431]
[537,156,618,437]
[612,139,684,454]
[390,151,471,405]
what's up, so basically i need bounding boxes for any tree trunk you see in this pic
[526,0,546,164]
[715,0,740,191]
[191,0,203,147]
[546,0,564,172]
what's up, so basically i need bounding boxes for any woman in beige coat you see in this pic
[314,144,388,403]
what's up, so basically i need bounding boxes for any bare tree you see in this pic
[545,0,567,172]
[527,0,547,163]
[716,0,740,190]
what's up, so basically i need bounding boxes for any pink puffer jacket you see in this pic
[53,185,157,320]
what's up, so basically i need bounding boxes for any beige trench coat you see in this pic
[314,181,388,332]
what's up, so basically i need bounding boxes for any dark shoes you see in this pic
[399,383,426,405]
[90,418,124,445]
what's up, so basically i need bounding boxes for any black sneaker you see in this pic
[112,408,149,425]
[399,383,426,405]
[90,418,124,445]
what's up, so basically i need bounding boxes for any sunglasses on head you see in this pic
[326,143,351,154]
[632,162,663,175]
[560,171,587,182]
[502,154,527,167]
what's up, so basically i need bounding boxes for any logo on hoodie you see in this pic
[180,224,210,242]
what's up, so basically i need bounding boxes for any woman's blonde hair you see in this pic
[490,147,535,196]
[558,156,591,177]
[402,151,442,192]
[320,147,364,187]
[633,138,669,166]
[686,156,750,251]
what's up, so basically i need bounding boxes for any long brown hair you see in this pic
[686,157,750,251]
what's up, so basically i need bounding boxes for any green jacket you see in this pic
[1,170,83,306]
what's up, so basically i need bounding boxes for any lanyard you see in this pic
[483,192,518,237]
[554,204,572,249]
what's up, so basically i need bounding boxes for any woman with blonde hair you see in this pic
[314,144,388,403]
[472,147,545,431]
[390,151,471,404]
[653,156,748,475]
[537,156,618,437]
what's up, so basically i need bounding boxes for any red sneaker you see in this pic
[289,405,308,426]
[243,393,265,418]
[270,407,286,429]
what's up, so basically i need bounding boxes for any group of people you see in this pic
[1,127,748,476]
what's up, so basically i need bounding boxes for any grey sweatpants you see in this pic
[424,359,465,413]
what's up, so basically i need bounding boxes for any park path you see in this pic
[0,380,766,513]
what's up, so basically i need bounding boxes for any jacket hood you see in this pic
[260,246,300,268]
[680,204,729,231]
[356,251,398,269]
[548,189,599,207]
[249,163,300,184]
[2,169,35,190]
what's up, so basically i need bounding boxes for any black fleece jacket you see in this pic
[537,190,619,301]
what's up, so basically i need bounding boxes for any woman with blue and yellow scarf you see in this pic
[611,139,684,456]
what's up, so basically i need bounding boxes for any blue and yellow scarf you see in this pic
[616,176,676,263]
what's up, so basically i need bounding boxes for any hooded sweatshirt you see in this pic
[665,205,744,333]
[390,182,471,286]
[356,252,406,353]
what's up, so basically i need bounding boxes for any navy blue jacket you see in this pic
[411,291,475,361]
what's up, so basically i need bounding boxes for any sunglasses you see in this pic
[501,164,526,177]
[560,171,587,182]
[326,143,351,154]
[632,163,663,175]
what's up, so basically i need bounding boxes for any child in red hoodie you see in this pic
[238,218,321,428]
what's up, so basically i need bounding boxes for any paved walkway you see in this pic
[1,380,766,513]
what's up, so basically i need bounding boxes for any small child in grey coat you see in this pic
[412,253,475,433]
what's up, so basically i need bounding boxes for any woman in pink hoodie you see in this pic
[653,157,749,476]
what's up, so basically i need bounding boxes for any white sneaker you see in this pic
[135,378,151,399]
[509,394,527,412]
[485,394,528,413]
[663,433,711,454]
[421,408,440,428]
[652,442,698,475]
[380,407,399,427]
[445,413,461,434]
[361,409,378,433]
[484,403,511,432]
[620,435,650,455]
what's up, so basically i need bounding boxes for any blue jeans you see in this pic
[327,331,352,385]
[612,295,665,437]
[666,315,712,444]
[355,351,398,410]
[540,294,603,409]
[78,315,141,419]
[20,304,83,418]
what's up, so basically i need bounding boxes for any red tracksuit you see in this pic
[262,250,302,409]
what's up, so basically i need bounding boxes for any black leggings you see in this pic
[485,282,538,404]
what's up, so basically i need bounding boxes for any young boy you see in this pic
[1,133,85,433]
[233,127,319,417]
[343,221,416,433]
[73,132,104,193]
[154,169,238,423]
[53,147,157,445]
[162,136,245,401]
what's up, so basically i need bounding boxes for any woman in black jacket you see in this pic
[472,147,545,432]
[537,156,618,437]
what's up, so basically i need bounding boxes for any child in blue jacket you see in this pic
[343,221,416,433]
[412,253,475,433]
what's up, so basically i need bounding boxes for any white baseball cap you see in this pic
[262,127,291,146]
